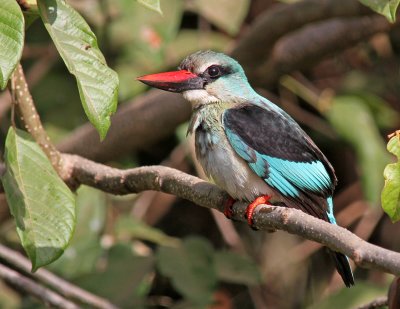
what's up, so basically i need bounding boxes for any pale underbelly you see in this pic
[196,141,274,201]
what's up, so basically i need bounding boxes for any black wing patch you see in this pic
[223,103,337,197]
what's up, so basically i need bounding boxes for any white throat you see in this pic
[183,89,219,108]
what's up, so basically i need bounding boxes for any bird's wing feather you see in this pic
[223,103,337,201]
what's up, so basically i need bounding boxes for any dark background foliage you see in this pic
[1,0,400,308]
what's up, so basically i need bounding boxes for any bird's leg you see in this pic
[246,195,271,228]
[223,196,236,219]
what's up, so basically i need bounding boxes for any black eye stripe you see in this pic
[202,64,232,80]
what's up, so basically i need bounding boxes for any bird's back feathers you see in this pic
[223,102,336,205]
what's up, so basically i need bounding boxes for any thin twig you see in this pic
[56,154,400,276]
[0,244,119,309]
[0,263,80,309]
[10,64,63,175]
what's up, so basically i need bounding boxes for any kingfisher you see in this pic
[137,50,354,287]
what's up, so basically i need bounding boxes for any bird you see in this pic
[137,50,355,287]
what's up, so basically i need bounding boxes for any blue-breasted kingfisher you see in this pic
[137,50,355,287]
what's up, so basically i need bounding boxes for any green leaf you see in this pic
[382,135,400,222]
[38,0,119,140]
[387,134,400,158]
[215,251,261,285]
[116,216,180,247]
[156,236,217,306]
[356,93,399,129]
[0,0,24,90]
[359,0,399,23]
[136,0,162,14]
[1,128,76,271]
[47,186,106,279]
[189,0,250,35]
[327,96,391,204]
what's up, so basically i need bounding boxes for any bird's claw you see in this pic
[245,195,271,229]
[223,196,236,219]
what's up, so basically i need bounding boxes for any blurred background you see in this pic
[0,0,400,308]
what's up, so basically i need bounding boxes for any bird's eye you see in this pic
[207,65,222,78]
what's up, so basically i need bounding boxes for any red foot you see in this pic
[223,197,236,219]
[246,195,271,227]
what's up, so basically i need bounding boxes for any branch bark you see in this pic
[0,263,80,309]
[256,15,391,86]
[58,154,400,276]
[57,90,190,162]
[232,0,369,70]
[0,244,118,309]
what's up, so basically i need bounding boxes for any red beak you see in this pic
[137,70,204,93]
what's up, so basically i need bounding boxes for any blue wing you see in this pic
[223,103,337,218]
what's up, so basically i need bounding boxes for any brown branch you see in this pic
[1,153,400,279]
[57,89,190,162]
[232,0,369,70]
[0,263,80,309]
[256,15,391,86]
[355,296,388,309]
[58,154,400,276]
[10,64,63,174]
[0,244,119,309]
[62,154,228,207]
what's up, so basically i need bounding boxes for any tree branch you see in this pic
[256,15,391,86]
[232,0,369,70]
[0,263,80,309]
[0,244,118,309]
[58,154,400,276]
[61,154,228,208]
[57,90,190,162]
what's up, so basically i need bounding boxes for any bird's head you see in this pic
[137,51,255,107]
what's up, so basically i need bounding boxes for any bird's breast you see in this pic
[194,120,272,201]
